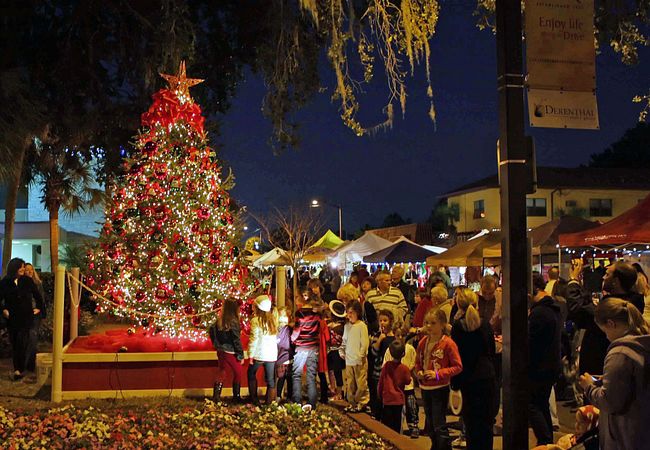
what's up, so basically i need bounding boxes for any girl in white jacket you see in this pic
[247,295,278,405]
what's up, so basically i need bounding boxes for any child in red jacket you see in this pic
[415,308,462,450]
[378,340,412,433]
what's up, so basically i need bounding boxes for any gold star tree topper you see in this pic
[160,61,204,103]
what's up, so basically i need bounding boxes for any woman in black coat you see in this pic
[451,288,498,450]
[0,258,44,380]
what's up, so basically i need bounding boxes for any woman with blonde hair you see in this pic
[430,285,452,325]
[23,263,46,373]
[450,288,498,450]
[247,295,279,405]
[578,297,650,450]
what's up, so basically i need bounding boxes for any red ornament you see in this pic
[135,291,146,303]
[209,250,221,264]
[177,258,194,276]
[192,316,202,326]
[153,204,170,223]
[184,304,195,315]
[196,207,210,220]
[155,284,170,301]
[153,163,168,179]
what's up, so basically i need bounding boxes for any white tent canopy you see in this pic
[253,247,291,268]
[393,235,446,254]
[333,231,393,264]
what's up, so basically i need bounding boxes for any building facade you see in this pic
[0,184,103,271]
[444,167,650,235]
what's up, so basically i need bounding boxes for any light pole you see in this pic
[310,199,343,239]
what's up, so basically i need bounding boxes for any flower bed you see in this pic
[0,400,395,449]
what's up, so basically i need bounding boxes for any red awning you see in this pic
[559,194,650,247]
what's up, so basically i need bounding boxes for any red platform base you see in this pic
[61,328,263,400]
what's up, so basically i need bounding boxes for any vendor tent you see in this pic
[253,247,292,268]
[483,216,600,258]
[364,240,437,264]
[334,231,392,262]
[392,235,447,254]
[426,232,502,267]
[559,194,650,247]
[311,229,344,250]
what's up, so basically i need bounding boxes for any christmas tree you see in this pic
[88,62,254,339]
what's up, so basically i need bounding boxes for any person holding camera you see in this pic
[567,260,644,376]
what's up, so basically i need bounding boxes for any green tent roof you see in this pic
[311,229,344,249]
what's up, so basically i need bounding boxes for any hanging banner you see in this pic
[525,0,595,91]
[528,89,599,129]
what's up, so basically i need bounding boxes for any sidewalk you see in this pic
[0,358,50,406]
[337,397,576,450]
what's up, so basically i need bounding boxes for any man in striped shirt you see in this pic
[366,271,409,327]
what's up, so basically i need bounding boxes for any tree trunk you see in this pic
[292,264,299,316]
[49,206,60,271]
[1,146,28,275]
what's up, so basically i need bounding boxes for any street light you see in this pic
[310,199,343,239]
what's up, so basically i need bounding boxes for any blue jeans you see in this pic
[422,387,451,450]
[248,360,275,389]
[292,347,319,407]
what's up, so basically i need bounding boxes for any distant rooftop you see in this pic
[442,167,650,197]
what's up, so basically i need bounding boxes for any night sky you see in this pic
[217,6,650,236]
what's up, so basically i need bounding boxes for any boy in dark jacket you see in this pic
[528,273,562,446]
[377,340,412,433]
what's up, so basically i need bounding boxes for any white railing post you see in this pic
[69,267,80,342]
[275,266,286,308]
[51,265,65,402]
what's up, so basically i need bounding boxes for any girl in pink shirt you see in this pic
[415,308,462,450]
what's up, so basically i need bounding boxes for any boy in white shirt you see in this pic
[339,300,370,412]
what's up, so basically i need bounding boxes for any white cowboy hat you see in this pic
[254,295,272,312]
[329,300,347,318]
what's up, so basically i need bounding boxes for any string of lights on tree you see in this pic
[88,62,256,339]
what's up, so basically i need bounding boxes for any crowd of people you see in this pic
[211,260,650,450]
[2,254,649,450]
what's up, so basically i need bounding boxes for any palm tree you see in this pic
[0,69,47,274]
[28,140,105,271]
[59,244,89,270]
